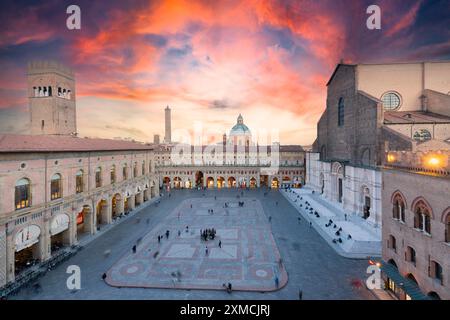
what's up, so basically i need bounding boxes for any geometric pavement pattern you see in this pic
[106,197,288,291]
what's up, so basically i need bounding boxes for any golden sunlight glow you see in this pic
[424,154,446,168]
[387,154,396,163]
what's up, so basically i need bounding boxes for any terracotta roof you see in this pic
[154,144,304,152]
[0,134,154,153]
[384,111,450,124]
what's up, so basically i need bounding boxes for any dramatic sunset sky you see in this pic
[0,0,449,145]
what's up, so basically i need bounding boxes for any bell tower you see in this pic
[28,61,77,135]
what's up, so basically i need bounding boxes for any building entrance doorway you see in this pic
[195,171,204,187]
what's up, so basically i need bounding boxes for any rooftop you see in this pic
[384,111,450,124]
[0,134,153,153]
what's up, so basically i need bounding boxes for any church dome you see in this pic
[229,114,251,136]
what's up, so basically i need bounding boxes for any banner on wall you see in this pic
[15,225,41,252]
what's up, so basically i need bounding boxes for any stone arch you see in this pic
[206,177,215,188]
[440,207,450,223]
[387,259,398,268]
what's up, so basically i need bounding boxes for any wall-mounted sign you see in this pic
[50,213,70,236]
[15,225,41,252]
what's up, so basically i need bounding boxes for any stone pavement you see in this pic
[10,189,377,300]
[106,197,287,291]
[282,188,381,258]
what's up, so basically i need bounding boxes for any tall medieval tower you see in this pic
[164,105,171,143]
[28,61,77,135]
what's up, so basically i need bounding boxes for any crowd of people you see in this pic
[200,228,216,241]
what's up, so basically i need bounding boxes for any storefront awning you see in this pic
[380,260,430,300]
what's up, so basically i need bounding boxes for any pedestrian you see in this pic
[205,246,209,256]
[344,214,347,221]
[178,230,181,237]
[132,245,137,253]
[158,235,161,243]
[275,276,279,288]
[219,240,222,248]
[228,283,232,292]
[309,221,312,228]
[298,290,303,300]
[166,230,170,239]
[268,216,272,223]
[102,273,107,280]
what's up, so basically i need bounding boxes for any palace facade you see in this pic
[0,135,159,288]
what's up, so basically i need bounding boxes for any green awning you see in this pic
[380,260,430,300]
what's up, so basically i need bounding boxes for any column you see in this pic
[69,210,77,245]
[0,224,7,287]
[130,195,136,210]
[42,212,51,261]
[6,225,15,284]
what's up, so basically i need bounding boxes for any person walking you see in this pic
[274,276,279,288]
[132,245,137,254]
[268,216,272,223]
[298,290,303,300]
[205,246,209,256]
[218,240,222,248]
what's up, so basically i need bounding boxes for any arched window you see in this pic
[95,167,102,188]
[123,163,128,180]
[133,162,138,178]
[142,161,146,176]
[444,212,450,243]
[414,200,431,234]
[76,170,84,193]
[406,246,416,265]
[430,261,443,285]
[110,165,116,184]
[381,92,401,111]
[392,193,406,222]
[15,178,31,210]
[338,98,344,127]
[50,173,62,200]
[388,235,397,253]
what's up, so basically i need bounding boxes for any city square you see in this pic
[9,189,374,300]
[0,0,449,304]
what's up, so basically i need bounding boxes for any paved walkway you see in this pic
[281,188,381,258]
[10,189,376,300]
[106,197,287,291]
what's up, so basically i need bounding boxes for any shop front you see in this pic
[50,213,70,253]
[14,225,42,276]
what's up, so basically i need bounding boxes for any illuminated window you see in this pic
[50,173,62,200]
[382,92,401,110]
[15,178,31,209]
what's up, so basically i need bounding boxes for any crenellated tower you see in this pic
[27,60,77,135]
